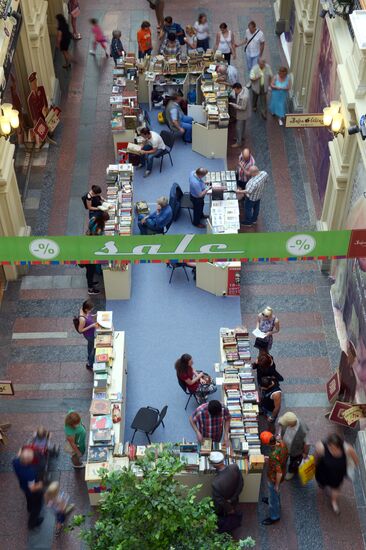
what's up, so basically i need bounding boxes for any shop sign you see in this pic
[0,381,14,396]
[227,265,241,296]
[0,230,357,263]
[285,114,324,128]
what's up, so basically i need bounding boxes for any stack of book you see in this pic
[218,327,264,472]
[104,164,134,237]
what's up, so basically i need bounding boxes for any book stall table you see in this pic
[110,54,142,163]
[85,318,263,506]
[85,312,127,506]
[101,163,134,300]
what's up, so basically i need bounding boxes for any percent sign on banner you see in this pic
[285,235,316,255]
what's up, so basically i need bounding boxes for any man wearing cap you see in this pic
[209,451,243,533]
[189,400,230,445]
[260,431,288,525]
[278,412,309,480]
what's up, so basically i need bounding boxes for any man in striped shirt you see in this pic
[236,166,268,226]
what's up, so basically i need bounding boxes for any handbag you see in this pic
[254,337,268,350]
[298,455,315,485]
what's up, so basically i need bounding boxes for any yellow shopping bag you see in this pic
[298,455,315,485]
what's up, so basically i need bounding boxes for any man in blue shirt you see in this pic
[189,167,209,227]
[165,94,194,143]
[13,448,44,529]
[160,16,185,45]
[138,196,173,234]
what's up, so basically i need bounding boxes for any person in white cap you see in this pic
[278,412,309,480]
[209,451,244,533]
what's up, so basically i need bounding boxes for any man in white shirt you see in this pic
[139,127,166,177]
[236,21,265,72]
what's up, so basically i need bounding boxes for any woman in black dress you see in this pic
[56,14,73,69]
[315,433,358,514]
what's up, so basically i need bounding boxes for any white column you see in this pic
[0,138,30,280]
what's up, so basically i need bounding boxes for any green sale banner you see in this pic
[0,229,365,263]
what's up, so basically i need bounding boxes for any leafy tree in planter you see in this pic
[72,450,255,550]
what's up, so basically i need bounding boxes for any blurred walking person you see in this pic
[315,433,358,514]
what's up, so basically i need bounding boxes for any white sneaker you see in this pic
[279,119,284,126]
[285,472,294,480]
[89,50,96,55]
[143,170,151,178]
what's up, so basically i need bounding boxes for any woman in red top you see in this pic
[175,354,217,404]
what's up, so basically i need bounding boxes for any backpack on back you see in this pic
[81,193,89,209]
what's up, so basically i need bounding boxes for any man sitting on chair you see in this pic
[138,196,173,235]
[138,127,166,178]
[165,93,194,143]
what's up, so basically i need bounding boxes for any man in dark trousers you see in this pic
[13,448,44,529]
[209,451,244,533]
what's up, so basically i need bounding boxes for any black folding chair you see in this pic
[130,405,168,444]
[155,131,175,172]
[167,262,190,284]
[177,377,199,410]
[180,192,194,223]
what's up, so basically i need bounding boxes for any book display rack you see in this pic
[85,311,128,505]
[111,55,142,161]
[102,164,134,299]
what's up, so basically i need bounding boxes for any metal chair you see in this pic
[180,192,194,223]
[155,131,175,172]
[167,262,190,284]
[177,377,199,410]
[130,405,168,444]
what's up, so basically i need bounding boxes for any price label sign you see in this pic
[0,381,14,396]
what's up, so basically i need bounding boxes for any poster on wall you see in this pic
[330,162,366,406]
[307,21,340,203]
[227,265,241,296]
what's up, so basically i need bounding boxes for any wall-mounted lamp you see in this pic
[0,102,19,138]
[323,101,344,135]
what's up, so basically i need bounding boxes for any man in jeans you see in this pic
[260,431,288,525]
[236,166,268,226]
[189,167,209,228]
[138,127,166,178]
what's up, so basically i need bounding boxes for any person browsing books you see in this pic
[85,185,107,219]
[138,127,166,178]
[260,376,282,423]
[189,400,231,444]
[64,411,86,468]
[209,451,243,533]
[189,167,209,228]
[78,300,98,368]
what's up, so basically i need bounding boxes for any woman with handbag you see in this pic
[64,411,86,468]
[175,353,217,404]
[215,23,235,64]
[315,433,358,514]
[67,0,81,40]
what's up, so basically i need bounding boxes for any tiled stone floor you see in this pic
[1,0,365,549]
